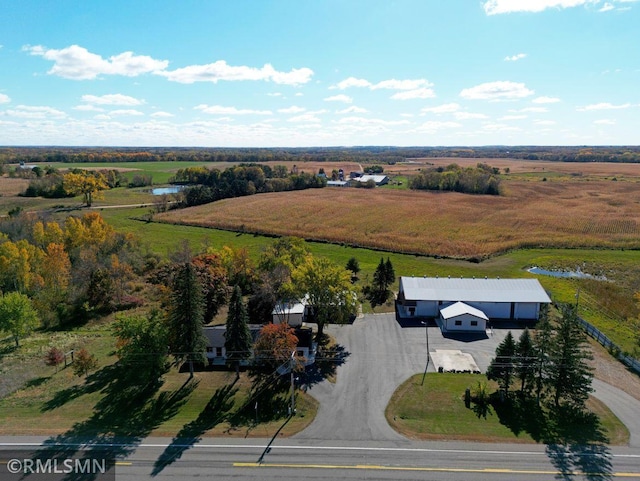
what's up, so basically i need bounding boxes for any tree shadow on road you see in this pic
[304,335,350,386]
[493,397,613,480]
[151,379,239,477]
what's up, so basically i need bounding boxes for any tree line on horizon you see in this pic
[2,145,640,166]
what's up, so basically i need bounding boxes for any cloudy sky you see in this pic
[0,0,639,146]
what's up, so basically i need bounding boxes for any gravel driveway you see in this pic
[295,313,511,442]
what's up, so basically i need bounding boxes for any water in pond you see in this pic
[527,266,606,280]
[151,186,184,195]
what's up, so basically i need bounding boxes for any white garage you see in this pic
[396,276,551,323]
[440,302,489,333]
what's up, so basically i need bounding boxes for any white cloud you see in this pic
[499,114,528,120]
[454,111,489,120]
[288,113,322,123]
[158,60,313,85]
[151,111,174,118]
[483,0,593,15]
[336,117,410,126]
[371,79,432,90]
[421,103,461,114]
[94,114,111,120]
[415,120,462,132]
[577,102,631,111]
[599,2,616,10]
[25,44,168,80]
[294,92,304,97]
[460,81,534,100]
[336,106,368,114]
[532,96,561,104]
[267,92,283,97]
[110,109,144,116]
[331,77,372,89]
[81,94,144,106]
[331,77,432,91]
[510,107,548,113]
[594,118,616,124]
[278,106,306,114]
[504,53,527,61]
[481,122,522,132]
[0,93,10,104]
[73,104,104,112]
[194,104,272,115]
[324,94,353,103]
[391,88,436,100]
[1,105,66,119]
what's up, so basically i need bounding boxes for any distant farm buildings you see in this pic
[396,277,551,333]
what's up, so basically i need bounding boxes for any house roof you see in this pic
[203,324,262,348]
[354,174,388,184]
[440,301,489,321]
[400,277,551,304]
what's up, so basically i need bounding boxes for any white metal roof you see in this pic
[400,277,551,304]
[354,174,388,184]
[440,301,489,321]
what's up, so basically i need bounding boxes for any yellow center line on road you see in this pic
[233,462,640,477]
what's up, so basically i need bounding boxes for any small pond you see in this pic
[527,266,606,280]
[151,186,184,195]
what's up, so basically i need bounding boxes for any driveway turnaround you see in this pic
[295,313,512,442]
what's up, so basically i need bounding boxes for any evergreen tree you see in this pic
[487,331,517,396]
[365,257,393,308]
[166,262,207,379]
[515,328,536,394]
[533,304,554,404]
[225,285,253,378]
[548,304,594,409]
[345,257,360,281]
[384,257,395,287]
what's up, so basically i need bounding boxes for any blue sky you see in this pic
[0,0,639,146]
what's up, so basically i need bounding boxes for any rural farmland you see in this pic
[157,177,640,259]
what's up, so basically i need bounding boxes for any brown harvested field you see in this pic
[386,158,640,178]
[0,177,30,196]
[157,177,640,258]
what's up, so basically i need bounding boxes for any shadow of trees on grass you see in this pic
[38,362,196,481]
[488,395,613,480]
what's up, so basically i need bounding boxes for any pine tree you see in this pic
[487,331,517,396]
[384,257,395,287]
[548,304,594,409]
[533,304,554,404]
[515,328,536,394]
[225,285,253,378]
[167,262,207,379]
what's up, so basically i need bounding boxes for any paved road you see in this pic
[2,438,639,480]
[296,313,511,442]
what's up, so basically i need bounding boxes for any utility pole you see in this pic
[421,320,430,386]
[290,350,296,416]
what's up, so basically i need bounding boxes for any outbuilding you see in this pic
[439,301,489,332]
[396,276,551,323]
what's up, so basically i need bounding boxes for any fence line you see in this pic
[578,317,640,375]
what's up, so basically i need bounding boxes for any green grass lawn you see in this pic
[0,322,316,438]
[386,373,629,445]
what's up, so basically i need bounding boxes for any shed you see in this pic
[272,299,309,327]
[439,301,488,332]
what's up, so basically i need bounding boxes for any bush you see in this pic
[44,347,65,372]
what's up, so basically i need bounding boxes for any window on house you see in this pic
[454,320,462,326]
[215,347,223,357]
[206,347,213,353]
[471,321,478,326]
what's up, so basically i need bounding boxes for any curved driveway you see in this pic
[296,313,640,448]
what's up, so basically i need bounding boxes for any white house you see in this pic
[397,277,551,326]
[439,301,489,333]
[204,324,316,368]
